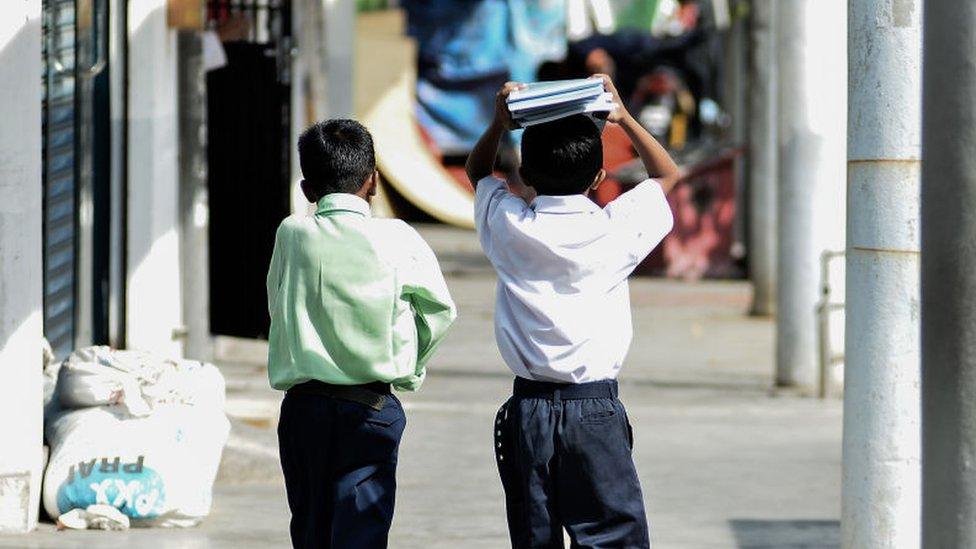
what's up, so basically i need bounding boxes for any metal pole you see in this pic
[723,1,749,273]
[747,0,776,316]
[774,0,847,389]
[177,30,212,361]
[921,1,976,547]
[842,0,922,546]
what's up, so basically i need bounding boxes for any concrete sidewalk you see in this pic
[2,225,842,549]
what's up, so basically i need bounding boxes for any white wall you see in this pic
[126,0,185,358]
[0,0,44,533]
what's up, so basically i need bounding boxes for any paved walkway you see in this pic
[2,225,842,549]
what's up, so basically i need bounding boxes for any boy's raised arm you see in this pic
[597,74,682,194]
[465,82,524,187]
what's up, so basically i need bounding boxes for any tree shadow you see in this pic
[729,519,840,549]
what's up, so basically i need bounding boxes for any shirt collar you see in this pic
[531,194,602,215]
[315,193,372,217]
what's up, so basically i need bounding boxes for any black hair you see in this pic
[519,115,603,196]
[298,119,376,196]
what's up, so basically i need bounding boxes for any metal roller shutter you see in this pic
[42,0,79,359]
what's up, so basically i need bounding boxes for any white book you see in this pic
[516,99,614,127]
[513,93,614,121]
[507,78,604,104]
[508,86,606,112]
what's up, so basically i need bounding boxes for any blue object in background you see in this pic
[402,0,566,154]
[508,0,567,83]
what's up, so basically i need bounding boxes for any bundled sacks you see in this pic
[55,347,226,414]
[43,347,230,528]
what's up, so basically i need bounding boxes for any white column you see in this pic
[774,0,847,389]
[0,0,44,533]
[323,0,355,119]
[920,1,976,546]
[289,0,356,213]
[748,0,777,316]
[295,0,355,122]
[177,31,212,361]
[126,0,184,358]
[842,0,922,547]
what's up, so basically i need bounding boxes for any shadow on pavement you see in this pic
[729,519,840,549]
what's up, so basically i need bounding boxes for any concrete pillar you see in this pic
[842,0,922,547]
[747,0,777,316]
[177,31,212,361]
[774,0,847,389]
[294,0,354,121]
[289,0,356,213]
[323,0,355,119]
[920,1,976,546]
[0,0,44,533]
[126,0,184,358]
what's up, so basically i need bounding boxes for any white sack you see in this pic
[43,405,230,527]
[44,346,230,528]
[56,346,225,415]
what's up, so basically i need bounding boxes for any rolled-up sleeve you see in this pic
[604,179,675,270]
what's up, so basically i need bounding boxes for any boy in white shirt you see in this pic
[466,75,681,548]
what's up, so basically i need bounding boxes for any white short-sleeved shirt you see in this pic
[474,176,673,383]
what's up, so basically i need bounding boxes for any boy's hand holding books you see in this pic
[591,74,630,125]
[493,75,627,128]
[495,81,526,131]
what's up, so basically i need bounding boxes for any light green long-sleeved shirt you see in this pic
[266,193,456,392]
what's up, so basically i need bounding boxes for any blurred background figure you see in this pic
[402,0,566,156]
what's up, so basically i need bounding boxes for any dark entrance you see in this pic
[206,0,292,339]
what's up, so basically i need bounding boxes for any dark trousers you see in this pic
[495,377,650,548]
[278,385,406,549]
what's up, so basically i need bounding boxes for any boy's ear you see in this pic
[590,169,607,191]
[300,180,319,203]
[357,170,379,202]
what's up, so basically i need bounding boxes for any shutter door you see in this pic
[42,0,78,359]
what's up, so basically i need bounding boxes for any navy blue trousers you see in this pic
[495,378,651,548]
[278,391,406,549]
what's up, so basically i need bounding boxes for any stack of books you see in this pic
[506,79,614,127]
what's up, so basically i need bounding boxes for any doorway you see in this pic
[206,0,293,339]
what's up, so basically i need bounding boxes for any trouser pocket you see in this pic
[626,415,634,450]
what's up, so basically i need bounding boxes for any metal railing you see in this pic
[817,250,845,399]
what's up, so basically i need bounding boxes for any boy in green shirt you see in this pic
[267,119,456,549]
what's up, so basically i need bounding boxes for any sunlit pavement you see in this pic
[3,225,842,549]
